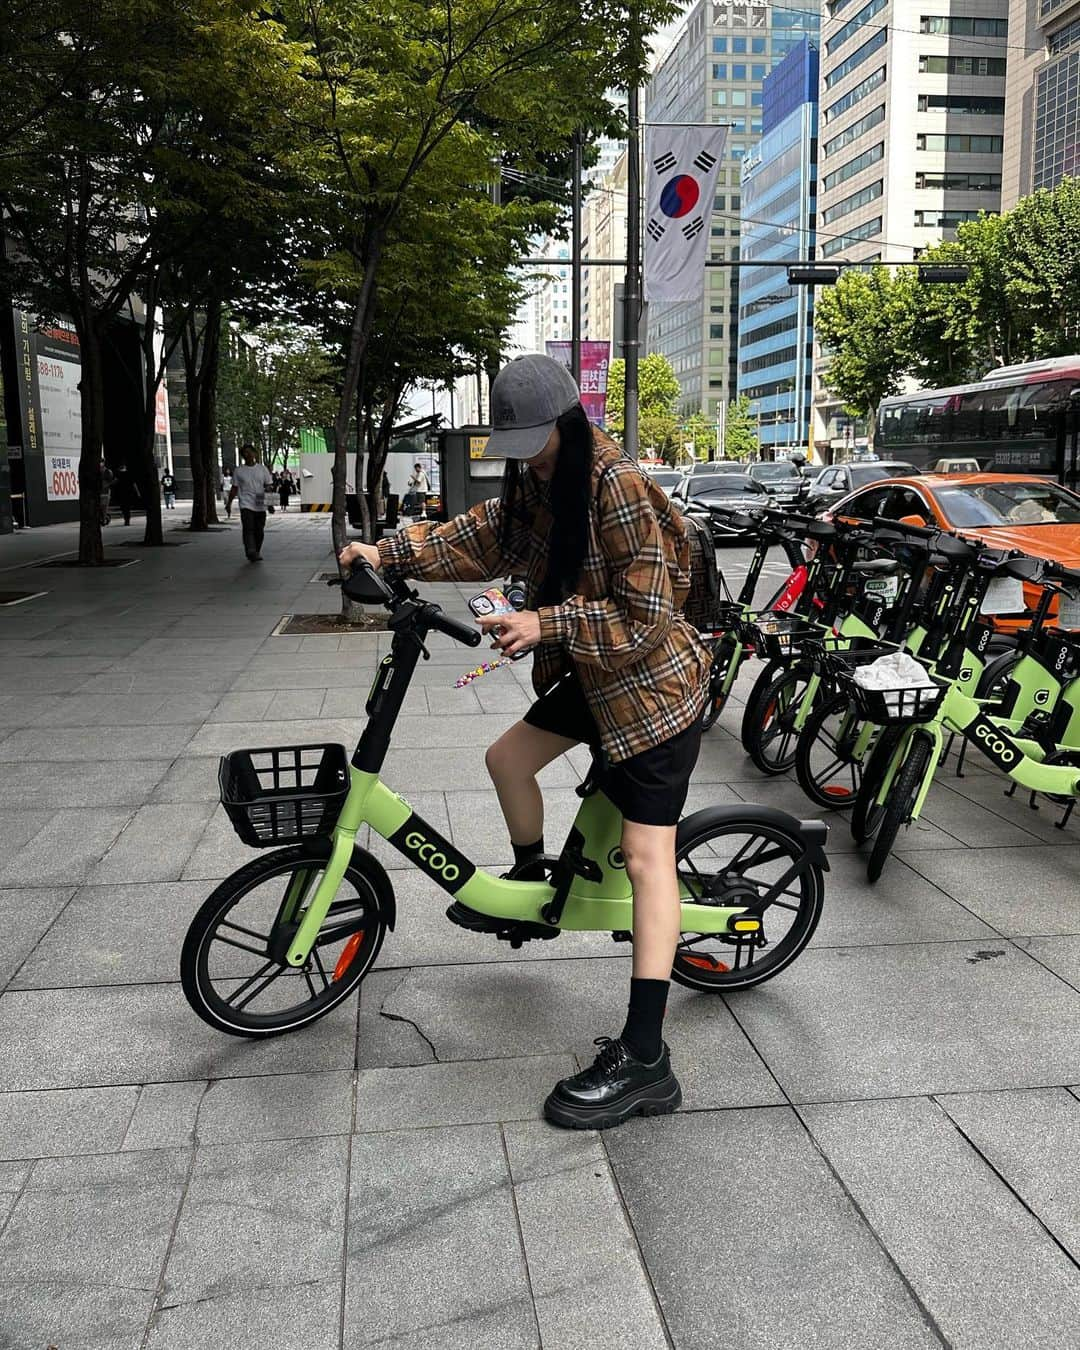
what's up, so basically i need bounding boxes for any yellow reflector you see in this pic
[733,919,760,932]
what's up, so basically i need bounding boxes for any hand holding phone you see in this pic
[468,588,535,659]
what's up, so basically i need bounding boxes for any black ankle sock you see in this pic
[620,978,669,1063]
[512,837,544,865]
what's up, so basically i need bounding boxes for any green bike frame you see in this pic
[280,770,760,967]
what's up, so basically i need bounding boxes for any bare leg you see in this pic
[485,721,577,845]
[621,821,680,980]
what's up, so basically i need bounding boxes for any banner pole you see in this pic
[571,129,583,385]
[623,16,641,461]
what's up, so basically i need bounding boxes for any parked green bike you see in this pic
[181,563,830,1037]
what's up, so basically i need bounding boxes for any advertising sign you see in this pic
[545,340,611,428]
[45,453,80,501]
[36,324,82,484]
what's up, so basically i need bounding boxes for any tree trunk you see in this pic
[76,319,106,565]
[200,314,221,525]
[182,316,208,531]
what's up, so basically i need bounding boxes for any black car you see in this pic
[674,473,770,541]
[747,460,807,509]
[805,460,919,514]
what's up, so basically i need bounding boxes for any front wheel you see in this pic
[794,693,866,809]
[672,813,825,992]
[744,667,814,776]
[180,845,387,1038]
[701,634,740,731]
[866,733,934,884]
[850,726,904,843]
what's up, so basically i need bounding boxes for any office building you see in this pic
[534,238,572,347]
[812,0,1008,457]
[582,150,628,346]
[1002,0,1080,206]
[644,0,822,423]
[737,39,820,454]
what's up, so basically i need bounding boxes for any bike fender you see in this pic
[304,836,397,930]
[677,804,830,871]
[348,844,397,931]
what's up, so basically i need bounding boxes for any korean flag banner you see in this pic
[644,125,727,302]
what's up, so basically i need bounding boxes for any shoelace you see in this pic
[589,1036,625,1078]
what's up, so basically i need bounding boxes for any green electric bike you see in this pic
[181,563,830,1038]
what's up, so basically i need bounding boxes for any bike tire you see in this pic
[850,726,904,843]
[976,647,1024,707]
[794,692,865,810]
[866,733,934,884]
[671,812,825,993]
[701,634,739,732]
[738,659,781,750]
[181,845,387,1038]
[744,666,814,776]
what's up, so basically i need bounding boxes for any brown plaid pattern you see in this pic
[378,433,711,762]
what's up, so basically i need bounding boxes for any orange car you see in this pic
[828,472,1080,630]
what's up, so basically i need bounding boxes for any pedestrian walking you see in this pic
[228,445,274,562]
[222,469,234,518]
[405,462,430,517]
[278,473,292,512]
[114,463,139,526]
[99,460,115,526]
[160,469,176,510]
[339,353,711,1130]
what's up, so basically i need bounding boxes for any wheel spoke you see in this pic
[312,948,331,990]
[210,932,267,959]
[233,962,290,1012]
[221,919,270,944]
[224,959,276,1007]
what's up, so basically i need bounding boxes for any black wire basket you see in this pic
[744,613,816,662]
[835,666,946,725]
[219,743,351,846]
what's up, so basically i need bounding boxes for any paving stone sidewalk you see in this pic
[1,509,1080,1349]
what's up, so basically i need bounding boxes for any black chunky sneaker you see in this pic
[543,1037,681,1130]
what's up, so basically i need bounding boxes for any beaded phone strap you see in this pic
[454,657,511,688]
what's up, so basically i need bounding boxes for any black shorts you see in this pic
[524,675,701,827]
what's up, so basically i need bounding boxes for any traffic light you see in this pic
[917,264,969,283]
[787,265,841,286]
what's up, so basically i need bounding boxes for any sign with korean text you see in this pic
[644,125,727,302]
[469,435,490,459]
[45,453,79,501]
[544,340,611,428]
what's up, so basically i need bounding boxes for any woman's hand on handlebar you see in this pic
[477,609,541,657]
[338,542,381,570]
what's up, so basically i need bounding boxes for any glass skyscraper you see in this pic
[644,0,821,423]
[737,40,819,454]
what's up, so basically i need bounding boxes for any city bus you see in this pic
[875,356,1080,474]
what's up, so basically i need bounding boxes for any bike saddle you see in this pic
[852,557,901,576]
[805,519,835,541]
[981,552,1042,581]
[929,533,977,564]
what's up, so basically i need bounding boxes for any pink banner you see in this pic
[545,340,610,428]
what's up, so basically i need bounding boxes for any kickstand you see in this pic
[953,735,968,779]
[1057,800,1076,831]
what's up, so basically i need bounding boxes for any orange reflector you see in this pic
[332,931,364,982]
[824,786,853,798]
[683,954,731,973]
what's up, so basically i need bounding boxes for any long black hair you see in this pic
[498,402,593,606]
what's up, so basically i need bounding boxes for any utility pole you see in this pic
[571,129,583,384]
[622,5,642,459]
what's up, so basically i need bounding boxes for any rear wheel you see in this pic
[794,693,866,809]
[180,845,387,1038]
[672,816,825,992]
[743,667,814,776]
[866,733,934,884]
[739,659,781,748]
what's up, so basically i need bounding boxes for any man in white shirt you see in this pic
[228,445,275,561]
[406,462,430,517]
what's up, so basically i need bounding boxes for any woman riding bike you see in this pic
[340,353,711,1130]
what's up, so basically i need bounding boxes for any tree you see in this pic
[723,395,758,461]
[682,411,717,462]
[0,1,302,559]
[814,267,917,438]
[218,322,340,469]
[607,352,680,443]
[284,0,677,566]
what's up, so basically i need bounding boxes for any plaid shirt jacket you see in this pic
[378,433,711,762]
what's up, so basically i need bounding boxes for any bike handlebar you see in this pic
[872,515,938,540]
[426,605,483,647]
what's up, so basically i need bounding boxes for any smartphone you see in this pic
[467,587,531,659]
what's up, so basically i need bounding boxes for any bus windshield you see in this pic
[936,481,1080,527]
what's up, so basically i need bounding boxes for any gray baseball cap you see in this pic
[484,354,581,459]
